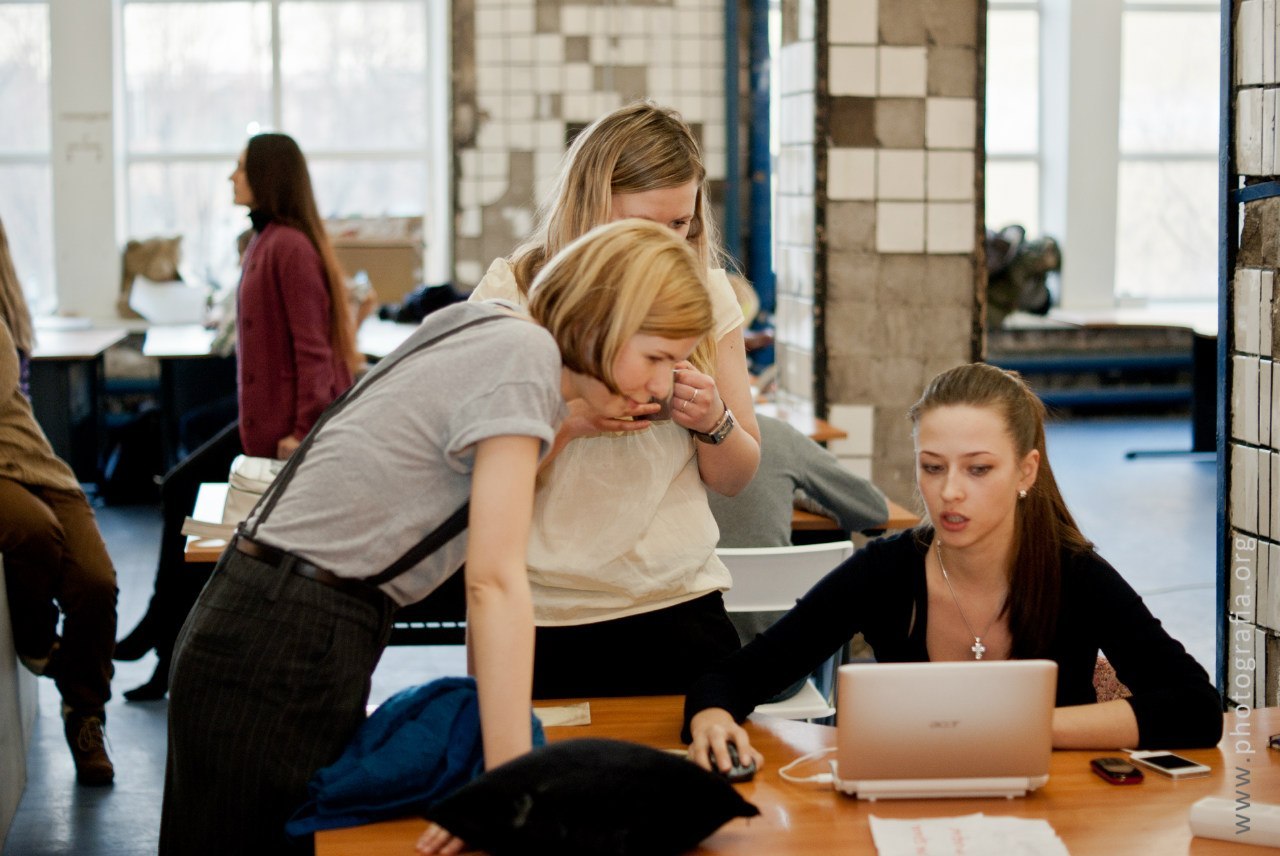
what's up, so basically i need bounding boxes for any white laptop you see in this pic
[832,660,1057,800]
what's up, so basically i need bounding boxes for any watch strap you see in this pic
[692,406,735,445]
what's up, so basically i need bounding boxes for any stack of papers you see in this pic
[870,813,1070,856]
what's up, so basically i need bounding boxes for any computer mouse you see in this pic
[711,742,756,784]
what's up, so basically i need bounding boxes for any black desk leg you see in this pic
[1125,332,1217,459]
[30,357,105,484]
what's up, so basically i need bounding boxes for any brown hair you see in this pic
[527,219,714,392]
[908,362,1093,657]
[0,215,34,355]
[244,133,360,374]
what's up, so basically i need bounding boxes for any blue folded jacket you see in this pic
[286,676,545,836]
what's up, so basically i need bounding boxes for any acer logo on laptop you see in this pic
[929,720,961,729]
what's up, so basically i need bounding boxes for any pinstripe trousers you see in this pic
[159,548,396,855]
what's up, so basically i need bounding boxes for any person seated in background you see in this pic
[0,215,117,786]
[685,362,1223,776]
[708,413,888,548]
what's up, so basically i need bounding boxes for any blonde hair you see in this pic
[528,219,714,393]
[0,216,34,355]
[511,101,722,295]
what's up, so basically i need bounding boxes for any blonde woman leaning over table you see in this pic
[469,101,761,698]
[684,363,1222,777]
[162,219,716,856]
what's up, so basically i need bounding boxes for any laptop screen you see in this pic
[834,660,1057,798]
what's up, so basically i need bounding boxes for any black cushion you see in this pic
[423,738,760,855]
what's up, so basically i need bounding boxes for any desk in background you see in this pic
[31,327,128,483]
[1039,303,1217,456]
[317,699,1278,856]
[143,318,418,469]
[142,325,235,470]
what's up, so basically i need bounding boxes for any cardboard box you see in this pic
[332,240,423,304]
[327,217,425,304]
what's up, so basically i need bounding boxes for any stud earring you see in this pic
[1018,489,1028,500]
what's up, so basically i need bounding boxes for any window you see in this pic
[121,0,434,291]
[985,1,1040,236]
[987,0,1219,306]
[1115,3,1219,301]
[0,0,53,313]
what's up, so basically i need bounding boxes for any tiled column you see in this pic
[1229,0,1280,708]
[451,0,732,288]
[809,0,984,505]
[773,0,818,411]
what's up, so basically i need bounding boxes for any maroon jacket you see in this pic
[236,222,353,457]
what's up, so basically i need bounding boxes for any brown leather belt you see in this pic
[234,535,390,611]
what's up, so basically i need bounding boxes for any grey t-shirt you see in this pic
[708,414,888,547]
[249,301,565,606]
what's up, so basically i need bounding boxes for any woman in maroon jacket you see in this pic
[116,133,360,700]
[233,132,361,457]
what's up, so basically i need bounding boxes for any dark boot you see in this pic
[123,652,169,702]
[64,710,114,786]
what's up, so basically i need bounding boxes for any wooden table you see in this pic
[30,327,129,483]
[317,700,1278,855]
[754,401,847,443]
[792,499,919,534]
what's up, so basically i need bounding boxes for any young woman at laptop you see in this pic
[684,363,1222,775]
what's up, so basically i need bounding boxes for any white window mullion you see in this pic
[271,0,283,131]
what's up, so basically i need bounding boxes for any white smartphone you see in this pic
[1128,750,1211,779]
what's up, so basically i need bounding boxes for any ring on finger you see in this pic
[680,398,689,412]
[691,388,700,403]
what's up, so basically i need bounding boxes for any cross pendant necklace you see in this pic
[935,542,1001,660]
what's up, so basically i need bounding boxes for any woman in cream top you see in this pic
[469,101,761,697]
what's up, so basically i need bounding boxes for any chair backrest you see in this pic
[717,541,854,613]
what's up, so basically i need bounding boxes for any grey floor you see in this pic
[2,416,1217,855]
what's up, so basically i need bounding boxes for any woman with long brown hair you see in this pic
[234,131,360,458]
[684,363,1222,775]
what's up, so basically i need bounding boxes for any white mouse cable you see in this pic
[778,747,836,785]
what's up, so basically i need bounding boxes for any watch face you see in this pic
[696,408,734,443]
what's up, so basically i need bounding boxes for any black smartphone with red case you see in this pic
[1090,756,1144,785]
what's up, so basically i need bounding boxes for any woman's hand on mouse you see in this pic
[688,708,764,773]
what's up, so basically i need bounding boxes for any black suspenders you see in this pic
[241,312,508,585]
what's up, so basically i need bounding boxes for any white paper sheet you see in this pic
[870,813,1070,856]
[129,276,208,324]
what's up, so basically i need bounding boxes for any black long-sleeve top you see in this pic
[683,530,1223,749]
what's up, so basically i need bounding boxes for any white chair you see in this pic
[718,540,855,720]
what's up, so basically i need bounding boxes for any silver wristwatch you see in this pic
[692,406,736,445]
